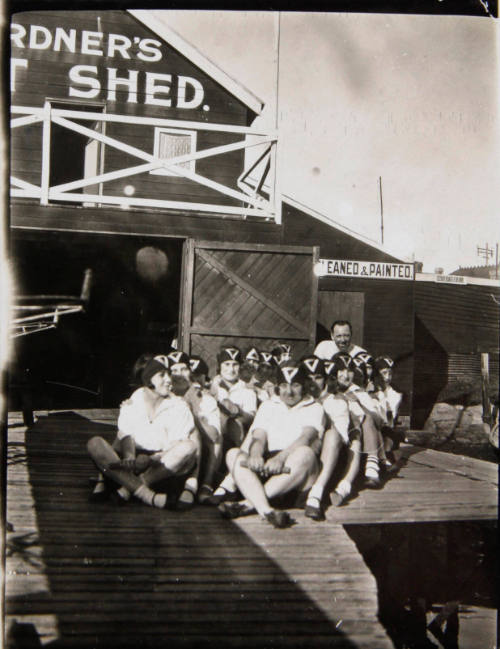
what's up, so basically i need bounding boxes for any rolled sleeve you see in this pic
[117,402,142,441]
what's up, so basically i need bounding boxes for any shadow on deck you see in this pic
[346,521,498,649]
[6,412,362,649]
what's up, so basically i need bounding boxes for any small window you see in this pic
[151,127,197,176]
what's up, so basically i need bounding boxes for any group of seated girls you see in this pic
[87,325,403,529]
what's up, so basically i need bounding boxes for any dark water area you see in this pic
[347,521,498,649]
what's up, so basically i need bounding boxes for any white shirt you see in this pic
[211,377,257,416]
[249,395,325,452]
[345,384,387,427]
[117,388,194,452]
[314,339,366,360]
[185,387,221,434]
[322,394,350,444]
[375,386,402,425]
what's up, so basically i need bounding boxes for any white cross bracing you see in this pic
[11,104,281,223]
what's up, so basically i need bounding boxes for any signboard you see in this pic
[10,21,205,110]
[315,259,414,281]
[435,274,467,285]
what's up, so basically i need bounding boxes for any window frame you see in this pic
[151,126,197,176]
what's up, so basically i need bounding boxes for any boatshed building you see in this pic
[10,9,415,416]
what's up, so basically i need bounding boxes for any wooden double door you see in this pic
[178,240,319,375]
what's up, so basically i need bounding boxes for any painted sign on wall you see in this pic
[10,21,205,109]
[315,259,415,281]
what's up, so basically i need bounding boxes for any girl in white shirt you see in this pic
[219,361,324,528]
[170,352,223,505]
[304,356,363,520]
[373,356,404,464]
[87,355,198,508]
[210,346,257,447]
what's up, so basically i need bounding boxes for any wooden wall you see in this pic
[412,315,449,429]
[10,201,281,244]
[414,282,500,354]
[11,11,254,206]
[412,280,500,427]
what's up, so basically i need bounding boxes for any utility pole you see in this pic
[379,176,384,245]
[477,243,493,265]
[496,243,498,279]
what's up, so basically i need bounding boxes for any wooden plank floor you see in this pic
[325,443,498,525]
[5,410,498,649]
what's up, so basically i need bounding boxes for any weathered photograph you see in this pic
[3,6,499,649]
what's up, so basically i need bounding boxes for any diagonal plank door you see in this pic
[179,240,319,374]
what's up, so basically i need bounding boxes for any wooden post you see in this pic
[481,352,490,425]
[40,101,52,205]
[178,239,195,354]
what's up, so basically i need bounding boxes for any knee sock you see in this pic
[365,455,379,479]
[134,484,167,508]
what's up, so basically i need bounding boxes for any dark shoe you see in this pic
[88,489,110,503]
[109,490,129,506]
[364,476,382,489]
[88,477,115,503]
[206,488,239,506]
[218,502,253,519]
[382,461,399,476]
[304,498,325,521]
[197,484,214,505]
[264,510,295,529]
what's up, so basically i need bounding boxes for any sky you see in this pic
[155,10,499,273]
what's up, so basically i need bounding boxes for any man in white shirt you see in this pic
[314,320,366,360]
[218,362,324,528]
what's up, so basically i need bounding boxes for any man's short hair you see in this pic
[330,320,352,334]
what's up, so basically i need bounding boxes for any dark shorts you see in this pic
[381,425,405,449]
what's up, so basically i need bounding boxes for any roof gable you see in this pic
[128,10,264,116]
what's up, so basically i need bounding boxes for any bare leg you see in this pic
[198,425,223,492]
[87,436,167,507]
[90,435,121,497]
[228,447,318,517]
[264,446,318,501]
[305,429,343,508]
[228,449,272,517]
[141,439,198,486]
[177,433,201,509]
[334,438,362,498]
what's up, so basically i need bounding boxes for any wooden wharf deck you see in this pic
[4,410,498,649]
